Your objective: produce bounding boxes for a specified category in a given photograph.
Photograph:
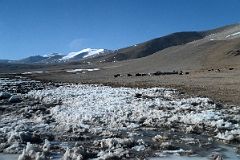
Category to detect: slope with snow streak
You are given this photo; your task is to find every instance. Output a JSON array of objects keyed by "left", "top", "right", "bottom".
[
  {"left": 60, "top": 48, "right": 105, "bottom": 61},
  {"left": 226, "top": 31, "right": 240, "bottom": 38}
]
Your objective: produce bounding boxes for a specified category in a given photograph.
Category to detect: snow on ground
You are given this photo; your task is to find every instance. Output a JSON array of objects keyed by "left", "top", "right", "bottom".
[
  {"left": 66, "top": 68, "right": 100, "bottom": 73},
  {"left": 0, "top": 77, "right": 39, "bottom": 86},
  {"left": 27, "top": 84, "right": 240, "bottom": 138},
  {"left": 21, "top": 71, "right": 45, "bottom": 75}
]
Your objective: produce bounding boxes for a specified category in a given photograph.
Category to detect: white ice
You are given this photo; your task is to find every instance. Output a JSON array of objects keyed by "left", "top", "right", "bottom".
[
  {"left": 26, "top": 84, "right": 240, "bottom": 142},
  {"left": 66, "top": 68, "right": 100, "bottom": 73},
  {"left": 22, "top": 71, "right": 44, "bottom": 75}
]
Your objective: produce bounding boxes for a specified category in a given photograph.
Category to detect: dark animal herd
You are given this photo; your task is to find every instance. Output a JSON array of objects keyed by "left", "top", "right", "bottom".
[
  {"left": 114, "top": 70, "right": 189, "bottom": 78},
  {"left": 114, "top": 67, "right": 235, "bottom": 78}
]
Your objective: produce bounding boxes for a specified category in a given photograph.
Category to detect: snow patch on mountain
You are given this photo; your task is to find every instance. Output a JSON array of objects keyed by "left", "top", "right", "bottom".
[
  {"left": 60, "top": 48, "right": 105, "bottom": 61},
  {"left": 226, "top": 31, "right": 240, "bottom": 38},
  {"left": 66, "top": 68, "right": 100, "bottom": 73}
]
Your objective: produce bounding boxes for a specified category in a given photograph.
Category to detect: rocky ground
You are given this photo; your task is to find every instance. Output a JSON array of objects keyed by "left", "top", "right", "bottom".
[{"left": 0, "top": 76, "right": 240, "bottom": 160}]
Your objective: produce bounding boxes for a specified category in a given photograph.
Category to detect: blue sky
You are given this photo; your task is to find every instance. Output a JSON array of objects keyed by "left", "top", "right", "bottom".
[{"left": 0, "top": 0, "right": 239, "bottom": 60}]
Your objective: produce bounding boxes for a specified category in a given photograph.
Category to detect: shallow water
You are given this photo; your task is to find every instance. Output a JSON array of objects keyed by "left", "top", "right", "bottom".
[
  {"left": 0, "top": 154, "right": 19, "bottom": 160},
  {"left": 149, "top": 145, "right": 240, "bottom": 160}
]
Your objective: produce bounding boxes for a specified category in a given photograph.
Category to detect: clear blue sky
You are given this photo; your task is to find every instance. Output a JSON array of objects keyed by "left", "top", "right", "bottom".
[{"left": 0, "top": 0, "right": 239, "bottom": 60}]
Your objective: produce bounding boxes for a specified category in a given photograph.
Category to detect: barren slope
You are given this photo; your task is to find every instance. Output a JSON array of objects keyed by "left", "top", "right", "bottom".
[{"left": 110, "top": 37, "right": 240, "bottom": 73}]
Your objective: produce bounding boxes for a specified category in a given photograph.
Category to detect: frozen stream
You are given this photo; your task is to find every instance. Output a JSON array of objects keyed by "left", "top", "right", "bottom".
[
  {"left": 0, "top": 154, "right": 19, "bottom": 160},
  {"left": 149, "top": 145, "right": 240, "bottom": 159},
  {"left": 0, "top": 76, "right": 240, "bottom": 159}
]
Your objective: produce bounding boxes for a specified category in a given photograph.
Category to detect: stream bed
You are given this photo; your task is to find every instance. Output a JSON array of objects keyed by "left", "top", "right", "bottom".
[{"left": 0, "top": 76, "right": 240, "bottom": 159}]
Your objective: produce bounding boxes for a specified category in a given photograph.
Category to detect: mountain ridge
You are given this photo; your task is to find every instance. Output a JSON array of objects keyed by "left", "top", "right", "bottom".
[
  {"left": 1, "top": 23, "right": 240, "bottom": 64},
  {"left": 7, "top": 48, "right": 112, "bottom": 64}
]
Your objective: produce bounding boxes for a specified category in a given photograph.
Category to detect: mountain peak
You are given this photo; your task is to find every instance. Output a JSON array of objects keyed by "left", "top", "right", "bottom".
[{"left": 60, "top": 48, "right": 108, "bottom": 61}]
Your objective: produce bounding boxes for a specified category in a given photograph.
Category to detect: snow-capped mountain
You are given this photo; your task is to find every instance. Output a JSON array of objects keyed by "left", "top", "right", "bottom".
[
  {"left": 60, "top": 48, "right": 111, "bottom": 61},
  {"left": 7, "top": 48, "right": 113, "bottom": 64}
]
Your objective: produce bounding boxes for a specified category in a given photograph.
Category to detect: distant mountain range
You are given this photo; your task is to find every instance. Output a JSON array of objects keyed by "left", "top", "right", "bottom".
[
  {"left": 6, "top": 48, "right": 113, "bottom": 64},
  {"left": 1, "top": 23, "right": 240, "bottom": 65}
]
